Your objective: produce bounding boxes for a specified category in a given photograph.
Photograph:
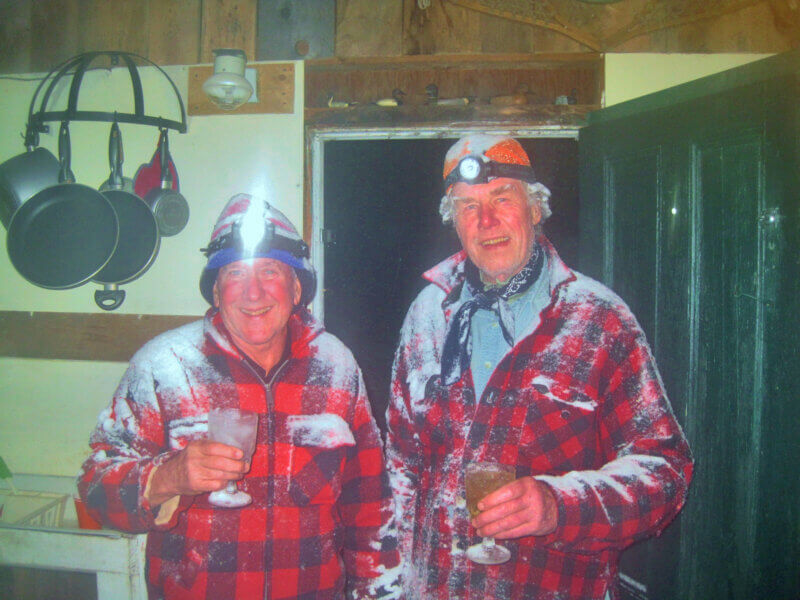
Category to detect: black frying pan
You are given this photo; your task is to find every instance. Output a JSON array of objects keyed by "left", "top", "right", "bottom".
[
  {"left": 6, "top": 122, "right": 118, "bottom": 290},
  {"left": 92, "top": 122, "right": 160, "bottom": 311}
]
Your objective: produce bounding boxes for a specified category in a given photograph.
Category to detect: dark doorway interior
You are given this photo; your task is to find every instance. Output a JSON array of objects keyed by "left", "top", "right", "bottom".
[{"left": 323, "top": 137, "right": 579, "bottom": 432}]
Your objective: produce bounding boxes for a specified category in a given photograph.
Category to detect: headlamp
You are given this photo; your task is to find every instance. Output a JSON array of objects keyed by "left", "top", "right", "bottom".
[
  {"left": 444, "top": 154, "right": 537, "bottom": 189},
  {"left": 201, "top": 221, "right": 309, "bottom": 259}
]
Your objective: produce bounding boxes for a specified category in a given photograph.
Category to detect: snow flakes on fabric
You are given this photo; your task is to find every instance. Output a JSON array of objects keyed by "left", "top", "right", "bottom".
[
  {"left": 386, "top": 237, "right": 693, "bottom": 599},
  {"left": 287, "top": 414, "right": 356, "bottom": 448}
]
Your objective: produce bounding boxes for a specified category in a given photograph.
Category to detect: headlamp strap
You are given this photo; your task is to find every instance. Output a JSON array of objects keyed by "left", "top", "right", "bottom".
[{"left": 444, "top": 155, "right": 537, "bottom": 189}]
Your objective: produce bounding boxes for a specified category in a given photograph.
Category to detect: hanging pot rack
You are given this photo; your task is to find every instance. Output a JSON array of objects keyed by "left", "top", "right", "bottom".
[{"left": 25, "top": 51, "right": 187, "bottom": 149}]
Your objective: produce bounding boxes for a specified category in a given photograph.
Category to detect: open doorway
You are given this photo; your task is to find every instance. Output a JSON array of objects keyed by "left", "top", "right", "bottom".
[{"left": 311, "top": 132, "right": 580, "bottom": 431}]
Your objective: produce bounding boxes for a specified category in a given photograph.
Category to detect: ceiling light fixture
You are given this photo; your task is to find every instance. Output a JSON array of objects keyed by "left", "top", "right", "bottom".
[{"left": 202, "top": 49, "right": 254, "bottom": 111}]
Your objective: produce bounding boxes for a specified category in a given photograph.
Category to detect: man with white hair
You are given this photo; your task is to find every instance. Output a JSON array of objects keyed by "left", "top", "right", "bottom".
[
  {"left": 386, "top": 135, "right": 693, "bottom": 599},
  {"left": 79, "top": 193, "right": 402, "bottom": 600}
]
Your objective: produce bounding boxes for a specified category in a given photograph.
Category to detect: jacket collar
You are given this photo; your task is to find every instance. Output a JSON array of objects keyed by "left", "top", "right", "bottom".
[
  {"left": 423, "top": 235, "right": 575, "bottom": 302},
  {"left": 203, "top": 305, "right": 323, "bottom": 362}
]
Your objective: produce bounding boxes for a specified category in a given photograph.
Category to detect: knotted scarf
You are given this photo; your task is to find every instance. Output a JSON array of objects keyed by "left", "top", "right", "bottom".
[{"left": 440, "top": 244, "right": 544, "bottom": 385}]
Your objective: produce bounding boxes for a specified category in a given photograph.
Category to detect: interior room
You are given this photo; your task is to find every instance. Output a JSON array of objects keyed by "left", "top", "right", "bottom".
[{"left": 0, "top": 1, "right": 797, "bottom": 599}]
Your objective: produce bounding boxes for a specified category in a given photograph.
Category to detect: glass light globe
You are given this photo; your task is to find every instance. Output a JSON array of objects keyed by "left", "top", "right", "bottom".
[{"left": 203, "top": 49, "right": 253, "bottom": 111}]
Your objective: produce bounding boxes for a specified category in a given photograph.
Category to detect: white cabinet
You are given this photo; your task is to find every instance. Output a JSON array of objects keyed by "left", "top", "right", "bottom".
[
  {"left": 0, "top": 474, "right": 147, "bottom": 600},
  {"left": 0, "top": 525, "right": 147, "bottom": 600}
]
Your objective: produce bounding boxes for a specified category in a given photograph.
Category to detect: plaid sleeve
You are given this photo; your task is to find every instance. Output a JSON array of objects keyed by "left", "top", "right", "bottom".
[
  {"left": 537, "top": 324, "right": 694, "bottom": 552},
  {"left": 385, "top": 335, "right": 423, "bottom": 568},
  {"left": 77, "top": 360, "right": 189, "bottom": 533},
  {"left": 337, "top": 369, "right": 403, "bottom": 600}
]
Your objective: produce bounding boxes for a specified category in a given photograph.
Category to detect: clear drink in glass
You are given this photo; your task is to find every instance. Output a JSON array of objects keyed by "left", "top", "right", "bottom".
[{"left": 207, "top": 408, "right": 258, "bottom": 508}]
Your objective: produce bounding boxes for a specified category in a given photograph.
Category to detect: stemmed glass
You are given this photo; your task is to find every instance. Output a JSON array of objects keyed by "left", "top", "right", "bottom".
[
  {"left": 465, "top": 461, "right": 516, "bottom": 565},
  {"left": 207, "top": 407, "right": 258, "bottom": 508}
]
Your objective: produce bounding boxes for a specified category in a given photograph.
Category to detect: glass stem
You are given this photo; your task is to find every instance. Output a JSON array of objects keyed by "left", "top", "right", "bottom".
[
  {"left": 483, "top": 536, "right": 496, "bottom": 549},
  {"left": 226, "top": 481, "right": 237, "bottom": 493}
]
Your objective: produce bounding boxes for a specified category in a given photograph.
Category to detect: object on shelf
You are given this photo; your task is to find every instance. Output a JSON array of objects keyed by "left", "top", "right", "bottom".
[
  {"left": 556, "top": 88, "right": 579, "bottom": 105},
  {"left": 568, "top": 88, "right": 578, "bottom": 104},
  {"left": 327, "top": 92, "right": 356, "bottom": 108},
  {"left": 375, "top": 88, "right": 406, "bottom": 107},
  {"left": 490, "top": 83, "right": 538, "bottom": 106},
  {"left": 424, "top": 84, "right": 470, "bottom": 106},
  {"left": 425, "top": 84, "right": 439, "bottom": 104}
]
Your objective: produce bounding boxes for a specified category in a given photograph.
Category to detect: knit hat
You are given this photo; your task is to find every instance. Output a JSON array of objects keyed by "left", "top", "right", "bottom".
[
  {"left": 442, "top": 134, "right": 537, "bottom": 192},
  {"left": 199, "top": 193, "right": 316, "bottom": 306}
]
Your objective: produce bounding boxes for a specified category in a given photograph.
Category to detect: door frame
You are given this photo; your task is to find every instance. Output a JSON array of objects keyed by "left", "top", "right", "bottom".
[{"left": 306, "top": 124, "right": 580, "bottom": 323}]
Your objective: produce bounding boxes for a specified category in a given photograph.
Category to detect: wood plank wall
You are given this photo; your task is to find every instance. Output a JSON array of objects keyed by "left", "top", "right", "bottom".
[
  {"left": 1, "top": 0, "right": 797, "bottom": 75},
  {"left": 0, "top": 0, "right": 257, "bottom": 74}
]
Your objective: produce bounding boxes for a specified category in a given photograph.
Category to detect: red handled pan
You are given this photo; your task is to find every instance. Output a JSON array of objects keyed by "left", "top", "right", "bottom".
[
  {"left": 6, "top": 122, "right": 119, "bottom": 289},
  {"left": 92, "top": 122, "right": 160, "bottom": 310},
  {"left": 137, "top": 129, "right": 188, "bottom": 237},
  {"left": 133, "top": 128, "right": 178, "bottom": 198}
]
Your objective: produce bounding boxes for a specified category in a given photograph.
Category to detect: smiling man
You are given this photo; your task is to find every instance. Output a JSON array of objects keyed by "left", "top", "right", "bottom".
[
  {"left": 386, "top": 135, "right": 694, "bottom": 599},
  {"left": 79, "top": 193, "right": 401, "bottom": 600}
]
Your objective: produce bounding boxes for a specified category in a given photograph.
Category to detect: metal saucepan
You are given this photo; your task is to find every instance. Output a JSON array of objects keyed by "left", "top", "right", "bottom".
[
  {"left": 143, "top": 128, "right": 189, "bottom": 237},
  {"left": 0, "top": 147, "right": 60, "bottom": 229},
  {"left": 92, "top": 122, "right": 160, "bottom": 311},
  {"left": 6, "top": 122, "right": 119, "bottom": 290}
]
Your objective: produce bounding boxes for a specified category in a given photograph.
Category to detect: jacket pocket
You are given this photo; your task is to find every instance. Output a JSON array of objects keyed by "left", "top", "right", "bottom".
[
  {"left": 517, "top": 378, "right": 599, "bottom": 472},
  {"left": 273, "top": 413, "right": 354, "bottom": 506}
]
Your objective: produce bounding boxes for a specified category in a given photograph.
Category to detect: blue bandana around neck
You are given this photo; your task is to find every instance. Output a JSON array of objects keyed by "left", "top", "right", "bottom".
[{"left": 440, "top": 244, "right": 544, "bottom": 386}]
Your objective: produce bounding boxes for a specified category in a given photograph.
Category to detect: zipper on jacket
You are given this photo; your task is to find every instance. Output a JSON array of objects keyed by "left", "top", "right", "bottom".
[{"left": 241, "top": 357, "right": 290, "bottom": 600}]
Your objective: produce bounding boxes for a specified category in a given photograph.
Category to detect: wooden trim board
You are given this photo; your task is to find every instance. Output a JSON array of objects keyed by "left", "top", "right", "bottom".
[{"left": 0, "top": 311, "right": 197, "bottom": 362}]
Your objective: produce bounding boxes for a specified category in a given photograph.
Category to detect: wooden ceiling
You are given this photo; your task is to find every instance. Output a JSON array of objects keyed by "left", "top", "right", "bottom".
[{"left": 0, "top": 0, "right": 797, "bottom": 75}]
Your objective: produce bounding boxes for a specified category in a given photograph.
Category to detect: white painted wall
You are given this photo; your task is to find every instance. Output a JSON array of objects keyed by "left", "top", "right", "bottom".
[
  {"left": 0, "top": 61, "right": 304, "bottom": 477},
  {"left": 604, "top": 53, "right": 770, "bottom": 106}
]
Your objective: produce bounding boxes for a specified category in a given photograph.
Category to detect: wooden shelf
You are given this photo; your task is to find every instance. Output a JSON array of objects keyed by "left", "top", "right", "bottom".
[
  {"left": 304, "top": 102, "right": 598, "bottom": 129},
  {"left": 305, "top": 53, "right": 602, "bottom": 71},
  {"left": 305, "top": 53, "right": 603, "bottom": 115}
]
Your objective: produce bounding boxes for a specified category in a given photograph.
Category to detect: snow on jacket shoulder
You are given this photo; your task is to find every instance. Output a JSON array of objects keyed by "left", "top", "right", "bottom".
[
  {"left": 386, "top": 237, "right": 693, "bottom": 600},
  {"left": 79, "top": 308, "right": 402, "bottom": 600}
]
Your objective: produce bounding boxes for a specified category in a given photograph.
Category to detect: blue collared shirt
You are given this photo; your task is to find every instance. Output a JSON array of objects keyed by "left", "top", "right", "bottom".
[{"left": 463, "top": 252, "right": 552, "bottom": 400}]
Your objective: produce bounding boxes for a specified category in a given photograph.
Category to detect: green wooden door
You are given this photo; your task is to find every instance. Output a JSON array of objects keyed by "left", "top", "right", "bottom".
[{"left": 579, "top": 50, "right": 800, "bottom": 600}]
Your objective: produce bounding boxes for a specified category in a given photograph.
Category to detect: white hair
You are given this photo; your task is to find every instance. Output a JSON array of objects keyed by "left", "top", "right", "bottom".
[{"left": 439, "top": 181, "right": 553, "bottom": 225}]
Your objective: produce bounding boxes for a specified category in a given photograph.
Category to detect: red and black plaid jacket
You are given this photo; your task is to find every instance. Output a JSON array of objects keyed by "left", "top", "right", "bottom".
[
  {"left": 78, "top": 308, "right": 402, "bottom": 600},
  {"left": 386, "top": 237, "right": 693, "bottom": 600}
]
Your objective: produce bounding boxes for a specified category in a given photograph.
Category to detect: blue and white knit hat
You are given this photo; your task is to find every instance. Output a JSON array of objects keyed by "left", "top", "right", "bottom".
[{"left": 199, "top": 193, "right": 316, "bottom": 306}]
